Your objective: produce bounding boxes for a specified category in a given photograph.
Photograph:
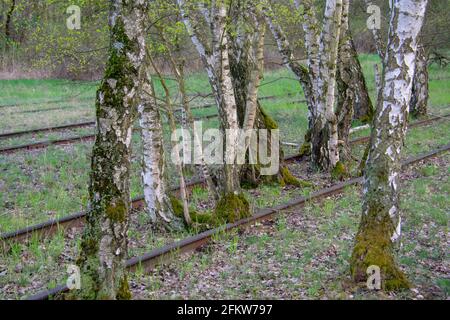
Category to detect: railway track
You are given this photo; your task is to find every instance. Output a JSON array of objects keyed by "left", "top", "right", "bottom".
[
  {"left": 0, "top": 109, "right": 444, "bottom": 155},
  {"left": 0, "top": 96, "right": 94, "bottom": 109},
  {"left": 1, "top": 114, "right": 448, "bottom": 245},
  {"left": 0, "top": 95, "right": 305, "bottom": 145},
  {"left": 24, "top": 143, "right": 450, "bottom": 300}
]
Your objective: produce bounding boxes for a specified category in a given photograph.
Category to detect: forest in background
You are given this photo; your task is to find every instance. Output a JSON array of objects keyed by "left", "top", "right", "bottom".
[{"left": 0, "top": 0, "right": 448, "bottom": 80}]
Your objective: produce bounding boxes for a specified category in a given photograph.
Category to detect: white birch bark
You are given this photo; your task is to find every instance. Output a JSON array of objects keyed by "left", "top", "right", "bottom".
[
  {"left": 351, "top": 0, "right": 428, "bottom": 290},
  {"left": 243, "top": 11, "right": 266, "bottom": 132},
  {"left": 178, "top": 0, "right": 242, "bottom": 195},
  {"left": 138, "top": 70, "right": 176, "bottom": 225},
  {"left": 311, "top": 0, "right": 343, "bottom": 170},
  {"left": 364, "top": 0, "right": 386, "bottom": 60}
]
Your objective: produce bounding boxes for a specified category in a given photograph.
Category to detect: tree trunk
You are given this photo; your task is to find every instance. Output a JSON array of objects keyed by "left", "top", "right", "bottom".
[
  {"left": 311, "top": 0, "right": 343, "bottom": 171},
  {"left": 350, "top": 0, "right": 428, "bottom": 291},
  {"left": 262, "top": 4, "right": 314, "bottom": 158},
  {"left": 336, "top": 0, "right": 373, "bottom": 163},
  {"left": 338, "top": 35, "right": 374, "bottom": 122},
  {"left": 138, "top": 69, "right": 182, "bottom": 229},
  {"left": 76, "top": 0, "right": 148, "bottom": 300},
  {"left": 178, "top": 0, "right": 250, "bottom": 222},
  {"left": 147, "top": 54, "right": 192, "bottom": 226},
  {"left": 5, "top": 0, "right": 16, "bottom": 42},
  {"left": 410, "top": 45, "right": 429, "bottom": 118},
  {"left": 211, "top": 2, "right": 240, "bottom": 196}
]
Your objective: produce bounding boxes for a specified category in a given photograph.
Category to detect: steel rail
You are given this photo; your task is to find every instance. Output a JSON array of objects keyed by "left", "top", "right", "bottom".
[
  {"left": 0, "top": 121, "right": 96, "bottom": 140},
  {"left": 24, "top": 143, "right": 450, "bottom": 300}
]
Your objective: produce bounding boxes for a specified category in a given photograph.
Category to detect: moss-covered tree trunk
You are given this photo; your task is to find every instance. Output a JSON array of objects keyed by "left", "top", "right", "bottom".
[
  {"left": 350, "top": 0, "right": 427, "bottom": 291},
  {"left": 76, "top": 0, "right": 148, "bottom": 300},
  {"left": 410, "top": 46, "right": 429, "bottom": 118}
]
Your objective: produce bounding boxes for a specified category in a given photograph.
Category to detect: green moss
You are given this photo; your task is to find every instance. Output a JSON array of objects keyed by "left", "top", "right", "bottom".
[
  {"left": 214, "top": 192, "right": 251, "bottom": 223},
  {"left": 171, "top": 194, "right": 213, "bottom": 224},
  {"left": 298, "top": 142, "right": 311, "bottom": 158},
  {"left": 170, "top": 195, "right": 209, "bottom": 227},
  {"left": 280, "top": 166, "right": 312, "bottom": 188},
  {"left": 331, "top": 161, "right": 348, "bottom": 181},
  {"left": 359, "top": 105, "right": 374, "bottom": 124},
  {"left": 358, "top": 144, "right": 370, "bottom": 176},
  {"left": 298, "top": 130, "right": 311, "bottom": 157},
  {"left": 116, "top": 275, "right": 132, "bottom": 300},
  {"left": 105, "top": 201, "right": 127, "bottom": 222},
  {"left": 169, "top": 195, "right": 184, "bottom": 217},
  {"left": 350, "top": 209, "right": 410, "bottom": 292},
  {"left": 260, "top": 106, "right": 278, "bottom": 130}
]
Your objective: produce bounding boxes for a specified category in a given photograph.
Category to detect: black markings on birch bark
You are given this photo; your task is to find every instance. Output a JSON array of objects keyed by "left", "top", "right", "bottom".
[{"left": 410, "top": 46, "right": 429, "bottom": 118}]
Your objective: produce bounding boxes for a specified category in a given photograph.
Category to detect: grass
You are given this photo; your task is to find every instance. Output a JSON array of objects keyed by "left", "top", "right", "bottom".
[{"left": 128, "top": 154, "right": 449, "bottom": 300}]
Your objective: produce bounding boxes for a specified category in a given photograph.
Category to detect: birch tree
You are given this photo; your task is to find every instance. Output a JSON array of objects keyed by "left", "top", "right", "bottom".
[
  {"left": 227, "top": 1, "right": 309, "bottom": 187},
  {"left": 310, "top": 0, "right": 343, "bottom": 171},
  {"left": 76, "top": 0, "right": 149, "bottom": 300},
  {"left": 350, "top": 0, "right": 428, "bottom": 291},
  {"left": 336, "top": 0, "right": 375, "bottom": 162},
  {"left": 138, "top": 64, "right": 186, "bottom": 229},
  {"left": 264, "top": 0, "right": 372, "bottom": 172},
  {"left": 364, "top": 0, "right": 429, "bottom": 119},
  {"left": 177, "top": 0, "right": 250, "bottom": 221}
]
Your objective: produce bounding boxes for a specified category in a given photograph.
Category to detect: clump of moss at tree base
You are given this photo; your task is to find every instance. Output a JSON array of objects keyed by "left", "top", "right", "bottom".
[
  {"left": 298, "top": 130, "right": 312, "bottom": 158},
  {"left": 214, "top": 192, "right": 251, "bottom": 224},
  {"left": 116, "top": 275, "right": 132, "bottom": 300},
  {"left": 169, "top": 195, "right": 184, "bottom": 217},
  {"left": 331, "top": 161, "right": 348, "bottom": 181},
  {"left": 350, "top": 210, "right": 410, "bottom": 291},
  {"left": 170, "top": 195, "right": 214, "bottom": 228},
  {"left": 260, "top": 106, "right": 278, "bottom": 130},
  {"left": 298, "top": 142, "right": 311, "bottom": 158},
  {"left": 280, "top": 166, "right": 312, "bottom": 188}
]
